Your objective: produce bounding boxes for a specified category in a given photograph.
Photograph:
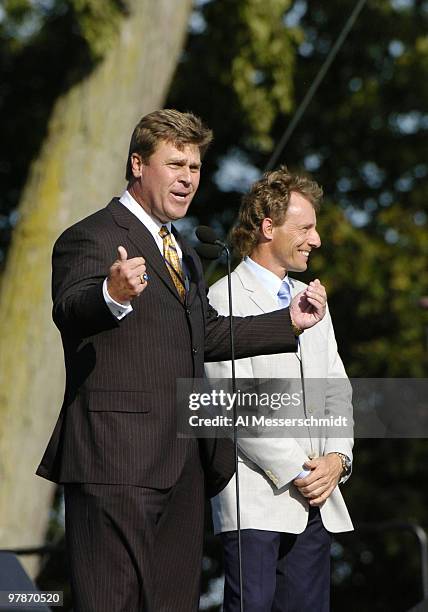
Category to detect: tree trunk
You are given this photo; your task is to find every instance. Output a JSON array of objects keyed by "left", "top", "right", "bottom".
[{"left": 0, "top": 0, "right": 192, "bottom": 576}]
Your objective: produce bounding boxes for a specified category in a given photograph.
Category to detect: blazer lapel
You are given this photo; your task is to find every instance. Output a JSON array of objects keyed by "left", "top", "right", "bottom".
[
  {"left": 288, "top": 277, "right": 300, "bottom": 299},
  {"left": 234, "top": 261, "right": 279, "bottom": 314},
  {"left": 236, "top": 261, "right": 301, "bottom": 359},
  {"left": 107, "top": 199, "right": 182, "bottom": 302}
]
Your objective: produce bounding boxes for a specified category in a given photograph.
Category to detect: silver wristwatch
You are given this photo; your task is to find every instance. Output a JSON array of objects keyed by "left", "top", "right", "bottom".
[{"left": 332, "top": 452, "right": 351, "bottom": 476}]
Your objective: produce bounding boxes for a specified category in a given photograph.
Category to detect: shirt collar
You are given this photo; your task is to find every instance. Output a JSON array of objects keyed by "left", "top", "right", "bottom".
[
  {"left": 119, "top": 190, "right": 172, "bottom": 239},
  {"left": 243, "top": 256, "right": 291, "bottom": 299}
]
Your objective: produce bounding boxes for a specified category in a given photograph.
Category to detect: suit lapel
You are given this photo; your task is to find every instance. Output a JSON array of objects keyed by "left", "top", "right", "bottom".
[
  {"left": 107, "top": 199, "right": 182, "bottom": 303},
  {"left": 236, "top": 261, "right": 302, "bottom": 359},
  {"left": 234, "top": 261, "right": 278, "bottom": 314},
  {"left": 288, "top": 277, "right": 300, "bottom": 299}
]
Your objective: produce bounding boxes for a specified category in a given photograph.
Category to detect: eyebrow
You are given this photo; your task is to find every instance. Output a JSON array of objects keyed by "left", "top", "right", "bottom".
[{"left": 166, "top": 156, "right": 201, "bottom": 168}]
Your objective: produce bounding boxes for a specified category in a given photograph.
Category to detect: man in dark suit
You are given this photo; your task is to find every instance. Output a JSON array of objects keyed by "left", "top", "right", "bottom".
[{"left": 37, "top": 109, "right": 328, "bottom": 611}]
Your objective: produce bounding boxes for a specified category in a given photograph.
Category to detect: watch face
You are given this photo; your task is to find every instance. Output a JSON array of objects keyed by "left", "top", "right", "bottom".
[{"left": 336, "top": 453, "right": 351, "bottom": 473}]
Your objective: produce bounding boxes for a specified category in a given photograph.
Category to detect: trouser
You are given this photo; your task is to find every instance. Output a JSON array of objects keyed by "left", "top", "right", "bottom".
[
  {"left": 64, "top": 456, "right": 204, "bottom": 612},
  {"left": 221, "top": 507, "right": 331, "bottom": 612}
]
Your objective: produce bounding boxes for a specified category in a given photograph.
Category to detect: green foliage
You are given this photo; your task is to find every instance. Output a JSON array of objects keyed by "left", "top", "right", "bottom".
[
  {"left": 70, "top": 0, "right": 129, "bottom": 59},
  {"left": 230, "top": 0, "right": 301, "bottom": 148},
  {"left": 0, "top": 0, "right": 129, "bottom": 57},
  {"left": 307, "top": 202, "right": 428, "bottom": 377},
  {"left": 170, "top": 0, "right": 300, "bottom": 150},
  {"left": 2, "top": 0, "right": 31, "bottom": 23}
]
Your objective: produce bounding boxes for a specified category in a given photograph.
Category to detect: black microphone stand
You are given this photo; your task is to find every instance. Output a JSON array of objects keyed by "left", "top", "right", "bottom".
[
  {"left": 224, "top": 243, "right": 244, "bottom": 612},
  {"left": 195, "top": 227, "right": 244, "bottom": 612}
]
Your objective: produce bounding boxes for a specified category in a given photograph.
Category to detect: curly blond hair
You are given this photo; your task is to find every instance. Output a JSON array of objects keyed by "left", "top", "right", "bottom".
[{"left": 232, "top": 166, "right": 323, "bottom": 258}]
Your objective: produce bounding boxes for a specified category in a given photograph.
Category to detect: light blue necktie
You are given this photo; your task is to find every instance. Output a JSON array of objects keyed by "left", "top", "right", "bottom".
[{"left": 277, "top": 278, "right": 291, "bottom": 308}]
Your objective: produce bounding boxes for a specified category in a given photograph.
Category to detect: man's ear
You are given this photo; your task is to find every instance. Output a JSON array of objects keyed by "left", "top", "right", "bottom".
[
  {"left": 130, "top": 153, "right": 143, "bottom": 178},
  {"left": 260, "top": 217, "right": 274, "bottom": 241}
]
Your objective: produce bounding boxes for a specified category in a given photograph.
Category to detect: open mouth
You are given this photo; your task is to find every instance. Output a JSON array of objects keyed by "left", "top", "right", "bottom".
[
  {"left": 298, "top": 250, "right": 310, "bottom": 257},
  {"left": 171, "top": 191, "right": 190, "bottom": 201}
]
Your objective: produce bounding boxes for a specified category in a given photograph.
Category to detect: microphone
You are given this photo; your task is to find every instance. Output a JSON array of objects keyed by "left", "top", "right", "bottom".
[
  {"left": 195, "top": 225, "right": 226, "bottom": 248},
  {"left": 195, "top": 243, "right": 223, "bottom": 260}
]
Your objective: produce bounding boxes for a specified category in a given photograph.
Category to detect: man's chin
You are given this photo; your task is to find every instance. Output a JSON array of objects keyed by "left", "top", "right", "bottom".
[
  {"left": 290, "top": 263, "right": 308, "bottom": 273},
  {"left": 158, "top": 209, "right": 188, "bottom": 223},
  {"left": 167, "top": 204, "right": 192, "bottom": 222}
]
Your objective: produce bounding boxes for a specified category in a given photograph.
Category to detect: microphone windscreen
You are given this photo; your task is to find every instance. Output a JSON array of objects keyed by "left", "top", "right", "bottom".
[
  {"left": 195, "top": 225, "right": 219, "bottom": 245},
  {"left": 195, "top": 243, "right": 223, "bottom": 260}
]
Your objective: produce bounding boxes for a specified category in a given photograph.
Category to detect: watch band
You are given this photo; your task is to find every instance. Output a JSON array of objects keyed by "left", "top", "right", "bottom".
[
  {"left": 290, "top": 318, "right": 303, "bottom": 337},
  {"left": 331, "top": 452, "right": 351, "bottom": 476}
]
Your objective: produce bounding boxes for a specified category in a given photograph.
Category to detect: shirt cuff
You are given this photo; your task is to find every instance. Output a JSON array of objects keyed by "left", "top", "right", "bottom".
[
  {"left": 102, "top": 278, "right": 133, "bottom": 320},
  {"left": 295, "top": 468, "right": 311, "bottom": 480}
]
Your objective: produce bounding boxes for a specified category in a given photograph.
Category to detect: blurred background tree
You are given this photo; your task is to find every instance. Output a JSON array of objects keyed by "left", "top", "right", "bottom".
[
  {"left": 0, "top": 0, "right": 193, "bottom": 580},
  {"left": 1, "top": 0, "right": 427, "bottom": 609}
]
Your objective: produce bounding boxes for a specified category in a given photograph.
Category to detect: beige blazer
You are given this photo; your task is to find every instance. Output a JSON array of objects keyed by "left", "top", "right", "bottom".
[{"left": 205, "top": 261, "right": 354, "bottom": 534}]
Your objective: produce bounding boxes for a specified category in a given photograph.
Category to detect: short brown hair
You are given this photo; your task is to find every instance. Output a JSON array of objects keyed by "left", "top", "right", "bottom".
[
  {"left": 232, "top": 166, "right": 323, "bottom": 258},
  {"left": 125, "top": 109, "right": 213, "bottom": 180}
]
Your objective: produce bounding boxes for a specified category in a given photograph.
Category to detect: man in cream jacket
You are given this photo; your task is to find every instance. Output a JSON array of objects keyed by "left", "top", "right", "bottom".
[{"left": 205, "top": 166, "right": 353, "bottom": 612}]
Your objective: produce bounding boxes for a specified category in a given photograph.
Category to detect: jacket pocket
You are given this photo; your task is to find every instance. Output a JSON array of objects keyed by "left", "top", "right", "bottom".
[{"left": 86, "top": 390, "right": 152, "bottom": 413}]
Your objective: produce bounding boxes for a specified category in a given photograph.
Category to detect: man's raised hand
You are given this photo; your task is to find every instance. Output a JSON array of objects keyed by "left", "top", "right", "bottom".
[
  {"left": 289, "top": 279, "right": 327, "bottom": 331},
  {"left": 107, "top": 246, "right": 147, "bottom": 304}
]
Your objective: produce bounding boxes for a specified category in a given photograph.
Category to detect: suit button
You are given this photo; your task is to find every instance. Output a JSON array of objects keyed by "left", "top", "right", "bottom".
[
  {"left": 186, "top": 309, "right": 191, "bottom": 316},
  {"left": 192, "top": 347, "right": 198, "bottom": 355}
]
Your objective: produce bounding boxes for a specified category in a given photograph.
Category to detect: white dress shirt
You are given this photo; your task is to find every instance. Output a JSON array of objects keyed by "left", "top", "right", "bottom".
[{"left": 103, "top": 191, "right": 183, "bottom": 319}]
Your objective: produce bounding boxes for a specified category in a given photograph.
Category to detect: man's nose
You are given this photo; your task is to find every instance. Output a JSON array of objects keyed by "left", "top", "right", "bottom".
[
  {"left": 178, "top": 167, "right": 191, "bottom": 185},
  {"left": 309, "top": 229, "right": 321, "bottom": 248}
]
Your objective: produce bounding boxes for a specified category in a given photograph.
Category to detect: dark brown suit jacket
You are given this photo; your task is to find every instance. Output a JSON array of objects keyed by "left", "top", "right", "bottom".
[{"left": 37, "top": 198, "right": 297, "bottom": 496}]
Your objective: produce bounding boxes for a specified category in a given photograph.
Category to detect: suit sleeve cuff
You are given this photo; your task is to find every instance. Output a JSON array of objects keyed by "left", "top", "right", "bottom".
[{"left": 238, "top": 437, "right": 309, "bottom": 489}]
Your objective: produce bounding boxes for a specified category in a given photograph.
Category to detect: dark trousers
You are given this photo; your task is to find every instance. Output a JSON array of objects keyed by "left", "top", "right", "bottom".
[
  {"left": 221, "top": 507, "right": 331, "bottom": 612},
  {"left": 64, "top": 456, "right": 204, "bottom": 612}
]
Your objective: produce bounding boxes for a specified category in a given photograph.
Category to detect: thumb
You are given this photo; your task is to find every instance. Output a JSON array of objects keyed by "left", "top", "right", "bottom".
[{"left": 117, "top": 245, "right": 128, "bottom": 261}]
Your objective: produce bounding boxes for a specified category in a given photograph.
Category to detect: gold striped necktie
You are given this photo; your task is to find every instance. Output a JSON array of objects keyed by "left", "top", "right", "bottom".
[{"left": 159, "top": 225, "right": 186, "bottom": 302}]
